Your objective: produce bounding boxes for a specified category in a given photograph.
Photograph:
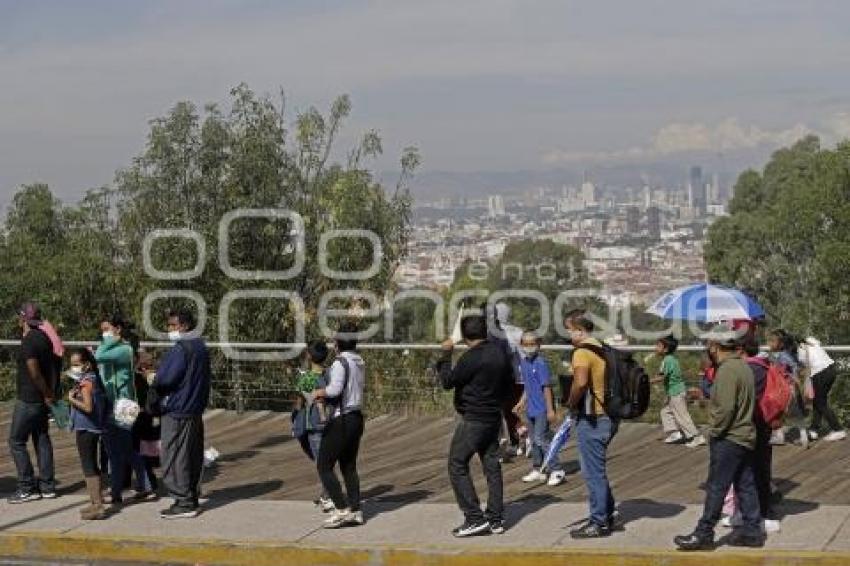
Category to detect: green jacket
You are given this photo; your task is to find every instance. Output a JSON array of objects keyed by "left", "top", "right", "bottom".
[
  {"left": 95, "top": 339, "right": 136, "bottom": 404},
  {"left": 708, "top": 355, "right": 756, "bottom": 449}
]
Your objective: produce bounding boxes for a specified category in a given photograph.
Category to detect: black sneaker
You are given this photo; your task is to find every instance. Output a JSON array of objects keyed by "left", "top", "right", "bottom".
[
  {"left": 160, "top": 505, "right": 200, "bottom": 519},
  {"left": 570, "top": 521, "right": 611, "bottom": 539},
  {"left": 452, "top": 520, "right": 491, "bottom": 538},
  {"left": 8, "top": 490, "right": 42, "bottom": 504},
  {"left": 727, "top": 531, "right": 765, "bottom": 548},
  {"left": 607, "top": 510, "right": 624, "bottom": 532},
  {"left": 40, "top": 490, "right": 57, "bottom": 500},
  {"left": 489, "top": 520, "right": 506, "bottom": 535},
  {"left": 674, "top": 532, "right": 714, "bottom": 551}
]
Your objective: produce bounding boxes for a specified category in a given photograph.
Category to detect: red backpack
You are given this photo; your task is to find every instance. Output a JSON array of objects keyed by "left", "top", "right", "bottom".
[{"left": 748, "top": 357, "right": 792, "bottom": 429}]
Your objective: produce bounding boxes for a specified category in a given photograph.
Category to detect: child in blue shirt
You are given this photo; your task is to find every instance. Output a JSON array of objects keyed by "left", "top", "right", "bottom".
[{"left": 514, "top": 331, "right": 565, "bottom": 487}]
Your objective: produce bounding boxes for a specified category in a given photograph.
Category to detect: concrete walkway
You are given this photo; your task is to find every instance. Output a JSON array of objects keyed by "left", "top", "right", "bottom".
[{"left": 2, "top": 495, "right": 850, "bottom": 565}]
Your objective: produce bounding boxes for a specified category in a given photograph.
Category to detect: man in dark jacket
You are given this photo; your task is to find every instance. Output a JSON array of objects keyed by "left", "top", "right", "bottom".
[
  {"left": 436, "top": 314, "right": 513, "bottom": 538},
  {"left": 152, "top": 308, "right": 211, "bottom": 519}
]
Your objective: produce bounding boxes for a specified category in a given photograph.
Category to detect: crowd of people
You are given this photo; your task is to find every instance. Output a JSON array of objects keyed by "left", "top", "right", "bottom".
[
  {"left": 7, "top": 299, "right": 848, "bottom": 551},
  {"left": 8, "top": 303, "right": 212, "bottom": 520}
]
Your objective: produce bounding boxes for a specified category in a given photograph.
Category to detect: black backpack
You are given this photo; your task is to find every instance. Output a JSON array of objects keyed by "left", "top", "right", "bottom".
[{"left": 575, "top": 343, "right": 650, "bottom": 420}]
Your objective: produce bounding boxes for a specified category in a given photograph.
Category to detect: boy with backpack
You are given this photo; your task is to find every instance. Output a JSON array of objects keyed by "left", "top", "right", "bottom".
[
  {"left": 653, "top": 335, "right": 705, "bottom": 448},
  {"left": 292, "top": 341, "right": 333, "bottom": 513}
]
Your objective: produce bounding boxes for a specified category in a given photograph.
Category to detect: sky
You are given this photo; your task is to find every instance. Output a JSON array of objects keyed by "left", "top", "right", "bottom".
[{"left": 2, "top": 0, "right": 850, "bottom": 206}]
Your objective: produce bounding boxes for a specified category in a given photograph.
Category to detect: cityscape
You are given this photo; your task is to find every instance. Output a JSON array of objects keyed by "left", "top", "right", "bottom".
[{"left": 397, "top": 165, "right": 726, "bottom": 306}]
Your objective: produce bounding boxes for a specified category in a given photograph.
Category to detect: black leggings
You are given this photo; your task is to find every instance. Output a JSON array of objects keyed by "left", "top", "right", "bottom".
[
  {"left": 76, "top": 430, "right": 102, "bottom": 478},
  {"left": 317, "top": 412, "right": 364, "bottom": 512},
  {"left": 811, "top": 364, "right": 842, "bottom": 433}
]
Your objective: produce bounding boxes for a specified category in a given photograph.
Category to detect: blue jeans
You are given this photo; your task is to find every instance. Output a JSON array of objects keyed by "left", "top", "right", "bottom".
[
  {"left": 104, "top": 422, "right": 151, "bottom": 500},
  {"left": 8, "top": 401, "right": 55, "bottom": 493},
  {"left": 528, "top": 413, "right": 561, "bottom": 471},
  {"left": 696, "top": 437, "right": 761, "bottom": 538},
  {"left": 307, "top": 431, "right": 328, "bottom": 499},
  {"left": 576, "top": 415, "right": 616, "bottom": 527}
]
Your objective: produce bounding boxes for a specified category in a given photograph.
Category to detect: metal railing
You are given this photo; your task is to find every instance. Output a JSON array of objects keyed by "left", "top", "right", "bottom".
[{"left": 2, "top": 339, "right": 850, "bottom": 352}]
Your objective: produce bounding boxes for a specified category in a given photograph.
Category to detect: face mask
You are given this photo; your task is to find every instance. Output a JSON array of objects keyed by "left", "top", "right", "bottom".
[
  {"left": 522, "top": 347, "right": 539, "bottom": 358},
  {"left": 67, "top": 366, "right": 84, "bottom": 381},
  {"left": 168, "top": 330, "right": 181, "bottom": 342},
  {"left": 102, "top": 331, "right": 115, "bottom": 341}
]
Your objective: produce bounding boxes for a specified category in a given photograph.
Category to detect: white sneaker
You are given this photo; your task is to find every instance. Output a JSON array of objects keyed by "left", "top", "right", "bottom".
[
  {"left": 685, "top": 435, "right": 706, "bottom": 448},
  {"left": 345, "top": 510, "right": 365, "bottom": 526},
  {"left": 808, "top": 430, "right": 819, "bottom": 441},
  {"left": 318, "top": 497, "right": 335, "bottom": 513},
  {"left": 323, "top": 508, "right": 351, "bottom": 529},
  {"left": 797, "top": 428, "right": 810, "bottom": 449},
  {"left": 547, "top": 470, "right": 567, "bottom": 487},
  {"left": 763, "top": 519, "right": 781, "bottom": 533},
  {"left": 522, "top": 470, "right": 547, "bottom": 483},
  {"left": 824, "top": 430, "right": 847, "bottom": 442},
  {"left": 769, "top": 429, "right": 786, "bottom": 445},
  {"left": 664, "top": 432, "right": 684, "bottom": 444}
]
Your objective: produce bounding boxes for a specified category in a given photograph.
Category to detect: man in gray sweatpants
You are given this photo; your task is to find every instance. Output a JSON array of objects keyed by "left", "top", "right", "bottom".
[{"left": 153, "top": 309, "right": 211, "bottom": 519}]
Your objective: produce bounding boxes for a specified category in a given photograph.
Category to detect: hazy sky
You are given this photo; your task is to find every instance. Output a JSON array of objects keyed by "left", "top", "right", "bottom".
[{"left": 2, "top": 0, "right": 850, "bottom": 205}]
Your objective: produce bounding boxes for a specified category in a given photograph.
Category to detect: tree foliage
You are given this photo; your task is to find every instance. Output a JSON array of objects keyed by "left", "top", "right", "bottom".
[
  {"left": 0, "top": 84, "right": 418, "bottom": 345},
  {"left": 705, "top": 136, "right": 850, "bottom": 341}
]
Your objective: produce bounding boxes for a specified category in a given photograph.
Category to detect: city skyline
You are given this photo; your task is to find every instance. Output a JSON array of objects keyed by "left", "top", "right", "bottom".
[{"left": 2, "top": 1, "right": 850, "bottom": 210}]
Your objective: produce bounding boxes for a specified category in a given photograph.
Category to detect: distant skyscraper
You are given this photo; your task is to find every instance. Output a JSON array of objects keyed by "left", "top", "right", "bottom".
[
  {"left": 626, "top": 206, "right": 640, "bottom": 234},
  {"left": 487, "top": 195, "right": 505, "bottom": 218},
  {"left": 647, "top": 206, "right": 661, "bottom": 240},
  {"left": 689, "top": 166, "right": 707, "bottom": 216},
  {"left": 581, "top": 180, "right": 596, "bottom": 206},
  {"left": 642, "top": 184, "right": 651, "bottom": 209}
]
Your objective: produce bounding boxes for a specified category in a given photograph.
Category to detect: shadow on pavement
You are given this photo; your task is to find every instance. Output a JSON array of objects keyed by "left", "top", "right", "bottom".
[
  {"left": 774, "top": 498, "right": 820, "bottom": 520},
  {"left": 363, "top": 486, "right": 432, "bottom": 521},
  {"left": 618, "top": 498, "right": 687, "bottom": 525},
  {"left": 507, "top": 493, "right": 560, "bottom": 529},
  {"left": 203, "top": 480, "right": 284, "bottom": 512}
]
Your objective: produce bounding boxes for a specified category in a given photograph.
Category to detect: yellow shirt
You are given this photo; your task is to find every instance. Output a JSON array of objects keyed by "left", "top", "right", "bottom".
[{"left": 572, "top": 338, "right": 606, "bottom": 415}]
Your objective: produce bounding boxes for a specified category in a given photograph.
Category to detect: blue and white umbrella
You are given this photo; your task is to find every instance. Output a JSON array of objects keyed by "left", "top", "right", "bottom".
[
  {"left": 542, "top": 415, "right": 572, "bottom": 473},
  {"left": 646, "top": 283, "right": 764, "bottom": 323}
]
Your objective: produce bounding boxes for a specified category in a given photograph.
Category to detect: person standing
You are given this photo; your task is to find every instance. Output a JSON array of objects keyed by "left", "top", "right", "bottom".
[
  {"left": 798, "top": 337, "right": 845, "bottom": 442},
  {"left": 293, "top": 340, "right": 333, "bottom": 513},
  {"left": 654, "top": 335, "right": 705, "bottom": 448},
  {"left": 7, "top": 303, "right": 58, "bottom": 503},
  {"left": 152, "top": 309, "right": 211, "bottom": 519},
  {"left": 67, "top": 348, "right": 109, "bottom": 520},
  {"left": 485, "top": 302, "right": 524, "bottom": 459},
  {"left": 675, "top": 325, "right": 764, "bottom": 551},
  {"left": 565, "top": 310, "right": 618, "bottom": 539},
  {"left": 438, "top": 314, "right": 513, "bottom": 537},
  {"left": 767, "top": 329, "right": 808, "bottom": 447},
  {"left": 96, "top": 314, "right": 152, "bottom": 506},
  {"left": 315, "top": 323, "right": 367, "bottom": 529},
  {"left": 515, "top": 331, "right": 565, "bottom": 486}
]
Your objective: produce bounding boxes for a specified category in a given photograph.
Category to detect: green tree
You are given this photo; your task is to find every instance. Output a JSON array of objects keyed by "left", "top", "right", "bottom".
[{"left": 705, "top": 135, "right": 850, "bottom": 342}]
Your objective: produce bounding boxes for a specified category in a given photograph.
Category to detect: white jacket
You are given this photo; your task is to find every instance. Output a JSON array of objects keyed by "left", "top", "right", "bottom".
[{"left": 797, "top": 337, "right": 834, "bottom": 376}]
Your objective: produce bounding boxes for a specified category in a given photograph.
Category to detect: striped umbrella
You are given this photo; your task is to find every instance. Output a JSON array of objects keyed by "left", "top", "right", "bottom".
[
  {"left": 646, "top": 283, "right": 764, "bottom": 323},
  {"left": 542, "top": 415, "right": 572, "bottom": 473}
]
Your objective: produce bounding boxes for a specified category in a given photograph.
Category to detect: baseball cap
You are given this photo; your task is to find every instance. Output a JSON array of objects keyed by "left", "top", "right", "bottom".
[{"left": 700, "top": 323, "right": 745, "bottom": 347}]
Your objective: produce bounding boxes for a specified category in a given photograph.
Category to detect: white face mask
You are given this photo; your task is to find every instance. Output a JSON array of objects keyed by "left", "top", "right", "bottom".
[
  {"left": 522, "top": 346, "right": 539, "bottom": 358},
  {"left": 102, "top": 331, "right": 114, "bottom": 340},
  {"left": 168, "top": 330, "right": 182, "bottom": 342},
  {"left": 67, "top": 366, "right": 84, "bottom": 381}
]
